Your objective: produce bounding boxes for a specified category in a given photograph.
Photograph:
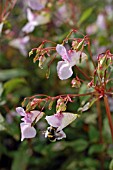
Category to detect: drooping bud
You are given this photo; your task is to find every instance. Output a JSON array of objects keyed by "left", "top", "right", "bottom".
[
  {"left": 46, "top": 67, "right": 50, "bottom": 79},
  {"left": 87, "top": 80, "right": 93, "bottom": 88},
  {"left": 29, "top": 50, "right": 33, "bottom": 57},
  {"left": 71, "top": 77, "right": 81, "bottom": 88},
  {"left": 56, "top": 98, "right": 67, "bottom": 113},
  {"left": 39, "top": 55, "right": 46, "bottom": 69},
  {"left": 72, "top": 40, "right": 78, "bottom": 50},
  {"left": 97, "top": 53, "right": 112, "bottom": 79},
  {"left": 48, "top": 100, "right": 54, "bottom": 110}
]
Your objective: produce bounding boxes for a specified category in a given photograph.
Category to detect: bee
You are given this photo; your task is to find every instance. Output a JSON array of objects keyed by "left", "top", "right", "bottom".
[{"left": 45, "top": 126, "right": 64, "bottom": 142}]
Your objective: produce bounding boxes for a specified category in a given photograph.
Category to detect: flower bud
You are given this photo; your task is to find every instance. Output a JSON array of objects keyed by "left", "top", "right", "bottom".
[{"left": 71, "top": 77, "right": 81, "bottom": 88}]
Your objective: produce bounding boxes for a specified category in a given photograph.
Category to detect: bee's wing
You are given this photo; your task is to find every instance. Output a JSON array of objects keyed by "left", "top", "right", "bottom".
[{"left": 58, "top": 112, "right": 78, "bottom": 130}]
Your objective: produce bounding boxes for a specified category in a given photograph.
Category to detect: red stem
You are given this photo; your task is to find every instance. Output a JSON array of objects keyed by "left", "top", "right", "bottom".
[
  {"left": 96, "top": 99, "right": 103, "bottom": 143},
  {"left": 104, "top": 95, "right": 113, "bottom": 141},
  {"left": 75, "top": 65, "right": 91, "bottom": 80}
]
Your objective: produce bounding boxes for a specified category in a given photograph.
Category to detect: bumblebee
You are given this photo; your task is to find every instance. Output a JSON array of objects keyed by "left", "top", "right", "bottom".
[{"left": 45, "top": 126, "right": 61, "bottom": 142}]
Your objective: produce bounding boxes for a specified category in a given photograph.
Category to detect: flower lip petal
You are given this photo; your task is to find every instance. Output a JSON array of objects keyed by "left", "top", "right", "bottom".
[
  {"left": 57, "top": 61, "right": 73, "bottom": 80},
  {"left": 20, "top": 122, "right": 36, "bottom": 141},
  {"left": 56, "top": 129, "right": 66, "bottom": 140}
]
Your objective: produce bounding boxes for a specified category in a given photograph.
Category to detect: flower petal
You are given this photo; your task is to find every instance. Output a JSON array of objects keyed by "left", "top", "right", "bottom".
[
  {"left": 56, "top": 44, "right": 69, "bottom": 61},
  {"left": 70, "top": 51, "right": 87, "bottom": 66},
  {"left": 20, "top": 122, "right": 36, "bottom": 141},
  {"left": 16, "top": 107, "right": 26, "bottom": 116},
  {"left": 19, "top": 47, "right": 28, "bottom": 56},
  {"left": 27, "top": 0, "right": 45, "bottom": 11},
  {"left": 56, "top": 129, "right": 66, "bottom": 140},
  {"left": 0, "top": 22, "right": 4, "bottom": 37},
  {"left": 45, "top": 112, "right": 64, "bottom": 127},
  {"left": 27, "top": 8, "right": 35, "bottom": 21},
  {"left": 21, "top": 36, "right": 30, "bottom": 43},
  {"left": 22, "top": 22, "right": 35, "bottom": 33},
  {"left": 57, "top": 61, "right": 73, "bottom": 80},
  {"left": 57, "top": 112, "right": 78, "bottom": 130},
  {"left": 30, "top": 110, "right": 44, "bottom": 123}
]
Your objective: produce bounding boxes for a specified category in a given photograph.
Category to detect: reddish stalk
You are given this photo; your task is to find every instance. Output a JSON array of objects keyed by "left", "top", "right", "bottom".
[
  {"left": 104, "top": 95, "right": 113, "bottom": 141},
  {"left": 87, "top": 41, "right": 96, "bottom": 68},
  {"left": 96, "top": 98, "right": 103, "bottom": 143},
  {"left": 28, "top": 91, "right": 95, "bottom": 100},
  {"left": 96, "top": 98, "right": 104, "bottom": 170},
  {"left": 75, "top": 65, "right": 91, "bottom": 80}
]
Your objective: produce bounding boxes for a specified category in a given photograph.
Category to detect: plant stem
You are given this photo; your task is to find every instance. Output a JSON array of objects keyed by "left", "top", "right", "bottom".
[
  {"left": 75, "top": 65, "right": 91, "bottom": 80},
  {"left": 87, "top": 41, "right": 96, "bottom": 68},
  {"left": 96, "top": 98, "right": 103, "bottom": 143},
  {"left": 104, "top": 95, "right": 113, "bottom": 141}
]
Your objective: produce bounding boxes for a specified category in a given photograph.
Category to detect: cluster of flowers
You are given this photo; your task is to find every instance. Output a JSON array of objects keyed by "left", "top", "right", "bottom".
[
  {"left": 16, "top": 38, "right": 89, "bottom": 141},
  {"left": 16, "top": 107, "right": 78, "bottom": 141},
  {"left": 8, "top": 0, "right": 49, "bottom": 56}
]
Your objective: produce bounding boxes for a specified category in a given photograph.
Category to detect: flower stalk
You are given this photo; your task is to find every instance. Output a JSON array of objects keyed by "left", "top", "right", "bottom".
[{"left": 104, "top": 95, "right": 113, "bottom": 141}]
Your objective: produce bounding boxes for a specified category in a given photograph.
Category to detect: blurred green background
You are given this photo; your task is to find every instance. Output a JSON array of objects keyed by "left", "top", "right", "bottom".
[{"left": 0, "top": 0, "right": 113, "bottom": 170}]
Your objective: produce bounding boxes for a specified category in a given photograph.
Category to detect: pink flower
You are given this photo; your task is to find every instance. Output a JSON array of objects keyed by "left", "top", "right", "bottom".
[
  {"left": 22, "top": 8, "right": 50, "bottom": 33},
  {"left": 56, "top": 44, "right": 87, "bottom": 80},
  {"left": 96, "top": 13, "right": 106, "bottom": 30},
  {"left": 27, "top": 0, "right": 46, "bottom": 11},
  {"left": 0, "top": 22, "right": 4, "bottom": 37},
  {"left": 9, "top": 36, "right": 29, "bottom": 56},
  {"left": 45, "top": 112, "right": 78, "bottom": 140},
  {"left": 16, "top": 107, "right": 44, "bottom": 141}
]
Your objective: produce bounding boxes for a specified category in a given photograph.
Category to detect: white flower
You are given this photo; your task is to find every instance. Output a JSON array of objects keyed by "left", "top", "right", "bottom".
[
  {"left": 56, "top": 44, "right": 87, "bottom": 80},
  {"left": 9, "top": 36, "right": 29, "bottom": 56},
  {"left": 45, "top": 112, "right": 78, "bottom": 140},
  {"left": 22, "top": 8, "right": 50, "bottom": 33}
]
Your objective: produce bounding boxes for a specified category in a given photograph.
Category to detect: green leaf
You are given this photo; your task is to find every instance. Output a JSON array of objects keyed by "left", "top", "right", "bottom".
[
  {"left": 0, "top": 83, "right": 4, "bottom": 97},
  {"left": 109, "top": 159, "right": 113, "bottom": 170},
  {"left": 0, "top": 69, "right": 28, "bottom": 81},
  {"left": 70, "top": 139, "right": 88, "bottom": 152},
  {"left": 88, "top": 144, "right": 105, "bottom": 155},
  {"left": 0, "top": 113, "right": 6, "bottom": 131},
  {"left": 88, "top": 125, "right": 99, "bottom": 142},
  {"left": 3, "top": 78, "right": 27, "bottom": 94},
  {"left": 78, "top": 7, "right": 94, "bottom": 26},
  {"left": 11, "top": 143, "right": 30, "bottom": 170}
]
